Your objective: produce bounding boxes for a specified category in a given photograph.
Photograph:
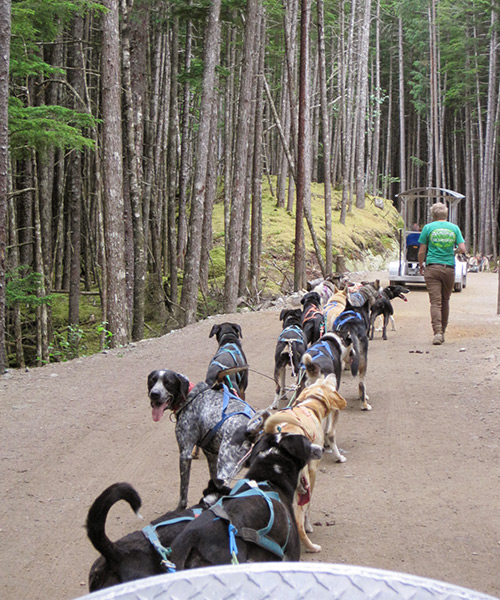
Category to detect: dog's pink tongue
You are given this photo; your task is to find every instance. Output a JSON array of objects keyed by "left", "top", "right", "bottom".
[
  {"left": 297, "top": 475, "right": 311, "bottom": 506},
  {"left": 152, "top": 405, "right": 166, "bottom": 422}
]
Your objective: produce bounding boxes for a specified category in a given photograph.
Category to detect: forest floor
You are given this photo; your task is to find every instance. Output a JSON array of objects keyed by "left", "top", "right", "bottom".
[{"left": 1, "top": 270, "right": 500, "bottom": 600}]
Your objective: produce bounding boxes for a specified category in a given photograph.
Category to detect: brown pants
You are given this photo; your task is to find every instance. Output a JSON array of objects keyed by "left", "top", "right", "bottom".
[{"left": 424, "top": 264, "right": 455, "bottom": 335}]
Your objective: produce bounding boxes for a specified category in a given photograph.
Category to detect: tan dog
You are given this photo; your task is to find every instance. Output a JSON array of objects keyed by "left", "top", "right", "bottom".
[
  {"left": 323, "top": 288, "right": 348, "bottom": 331},
  {"left": 262, "top": 374, "right": 347, "bottom": 553}
]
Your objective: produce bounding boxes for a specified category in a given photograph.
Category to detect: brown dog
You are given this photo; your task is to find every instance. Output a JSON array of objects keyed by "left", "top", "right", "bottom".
[{"left": 261, "top": 374, "right": 347, "bottom": 553}]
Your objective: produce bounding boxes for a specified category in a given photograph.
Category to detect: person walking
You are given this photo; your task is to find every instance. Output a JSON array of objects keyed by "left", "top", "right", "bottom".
[{"left": 417, "top": 202, "right": 466, "bottom": 345}]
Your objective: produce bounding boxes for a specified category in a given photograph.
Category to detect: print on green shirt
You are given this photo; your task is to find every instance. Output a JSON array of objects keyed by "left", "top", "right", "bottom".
[{"left": 429, "top": 228, "right": 456, "bottom": 249}]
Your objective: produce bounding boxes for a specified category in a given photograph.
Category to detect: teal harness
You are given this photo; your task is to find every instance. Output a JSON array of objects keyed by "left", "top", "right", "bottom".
[
  {"left": 199, "top": 384, "right": 255, "bottom": 450},
  {"left": 278, "top": 325, "right": 306, "bottom": 345},
  {"left": 142, "top": 508, "right": 203, "bottom": 572},
  {"left": 209, "top": 478, "right": 291, "bottom": 562},
  {"left": 209, "top": 343, "right": 246, "bottom": 389}
]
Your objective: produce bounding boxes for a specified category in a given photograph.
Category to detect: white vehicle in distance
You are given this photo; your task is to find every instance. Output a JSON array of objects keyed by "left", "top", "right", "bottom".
[{"left": 388, "top": 187, "right": 467, "bottom": 292}]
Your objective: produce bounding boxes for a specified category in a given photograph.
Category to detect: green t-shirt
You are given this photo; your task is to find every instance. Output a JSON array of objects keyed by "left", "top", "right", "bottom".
[{"left": 418, "top": 221, "right": 465, "bottom": 266}]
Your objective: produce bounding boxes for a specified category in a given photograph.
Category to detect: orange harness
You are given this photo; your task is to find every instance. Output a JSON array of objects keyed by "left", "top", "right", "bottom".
[{"left": 302, "top": 305, "right": 322, "bottom": 323}]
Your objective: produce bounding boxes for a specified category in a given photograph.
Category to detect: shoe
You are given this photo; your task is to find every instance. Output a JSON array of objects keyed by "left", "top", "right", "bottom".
[{"left": 432, "top": 333, "right": 444, "bottom": 345}]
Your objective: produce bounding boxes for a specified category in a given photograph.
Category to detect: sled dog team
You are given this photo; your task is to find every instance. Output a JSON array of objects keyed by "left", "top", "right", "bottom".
[{"left": 85, "top": 276, "right": 409, "bottom": 591}]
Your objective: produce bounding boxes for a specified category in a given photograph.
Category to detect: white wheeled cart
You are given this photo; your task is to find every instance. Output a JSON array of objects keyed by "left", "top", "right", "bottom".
[{"left": 388, "top": 187, "right": 467, "bottom": 292}]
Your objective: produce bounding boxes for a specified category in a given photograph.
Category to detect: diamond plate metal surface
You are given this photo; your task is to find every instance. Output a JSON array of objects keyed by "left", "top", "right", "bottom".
[{"left": 76, "top": 563, "right": 499, "bottom": 600}]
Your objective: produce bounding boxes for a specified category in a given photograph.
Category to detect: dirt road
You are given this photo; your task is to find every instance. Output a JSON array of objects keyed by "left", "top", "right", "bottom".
[{"left": 1, "top": 271, "right": 500, "bottom": 599}]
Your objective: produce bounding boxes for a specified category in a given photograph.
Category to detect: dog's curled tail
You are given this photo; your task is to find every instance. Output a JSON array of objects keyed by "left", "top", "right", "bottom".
[
  {"left": 86, "top": 482, "right": 142, "bottom": 563},
  {"left": 302, "top": 352, "right": 321, "bottom": 379}
]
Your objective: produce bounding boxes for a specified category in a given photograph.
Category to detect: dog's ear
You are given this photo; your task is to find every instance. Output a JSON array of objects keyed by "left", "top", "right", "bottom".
[
  {"left": 279, "top": 434, "right": 314, "bottom": 467},
  {"left": 147, "top": 370, "right": 158, "bottom": 392},
  {"left": 209, "top": 324, "right": 220, "bottom": 338},
  {"left": 331, "top": 390, "right": 347, "bottom": 410},
  {"left": 279, "top": 308, "right": 288, "bottom": 321},
  {"left": 176, "top": 373, "right": 190, "bottom": 401},
  {"left": 233, "top": 323, "right": 243, "bottom": 338},
  {"left": 309, "top": 443, "right": 324, "bottom": 462}
]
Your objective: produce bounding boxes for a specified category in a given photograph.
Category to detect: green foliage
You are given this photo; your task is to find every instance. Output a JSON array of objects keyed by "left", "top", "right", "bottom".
[
  {"left": 9, "top": 99, "right": 97, "bottom": 154},
  {"left": 9, "top": 0, "right": 101, "bottom": 155},
  {"left": 96, "top": 321, "right": 113, "bottom": 350},
  {"left": 210, "top": 177, "right": 401, "bottom": 297},
  {"left": 44, "top": 324, "right": 85, "bottom": 363},
  {"left": 6, "top": 265, "right": 53, "bottom": 308}
]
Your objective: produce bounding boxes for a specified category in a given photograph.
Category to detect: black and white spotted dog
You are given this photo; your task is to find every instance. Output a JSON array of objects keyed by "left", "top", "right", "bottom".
[
  {"left": 272, "top": 308, "right": 307, "bottom": 408},
  {"left": 147, "top": 369, "right": 255, "bottom": 510},
  {"left": 205, "top": 322, "right": 248, "bottom": 398}
]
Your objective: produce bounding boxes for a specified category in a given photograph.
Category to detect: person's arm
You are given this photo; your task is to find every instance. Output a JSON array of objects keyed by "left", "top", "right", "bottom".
[
  {"left": 418, "top": 243, "right": 427, "bottom": 274},
  {"left": 456, "top": 241, "right": 466, "bottom": 255}
]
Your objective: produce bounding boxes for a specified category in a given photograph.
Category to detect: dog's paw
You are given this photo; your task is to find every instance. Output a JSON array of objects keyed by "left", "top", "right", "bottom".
[
  {"left": 305, "top": 543, "right": 322, "bottom": 553},
  {"left": 336, "top": 454, "right": 347, "bottom": 463},
  {"left": 361, "top": 402, "right": 372, "bottom": 411}
]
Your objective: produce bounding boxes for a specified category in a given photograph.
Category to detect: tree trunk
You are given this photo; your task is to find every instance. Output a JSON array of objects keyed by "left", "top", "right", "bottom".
[
  {"left": 67, "top": 15, "right": 85, "bottom": 345},
  {"left": 0, "top": 0, "right": 10, "bottom": 372},
  {"left": 32, "top": 153, "right": 49, "bottom": 365},
  {"left": 398, "top": 17, "right": 406, "bottom": 193},
  {"left": 294, "top": 0, "right": 311, "bottom": 291},
  {"left": 199, "top": 100, "right": 218, "bottom": 298},
  {"left": 317, "top": 0, "right": 333, "bottom": 275},
  {"left": 181, "top": 0, "right": 222, "bottom": 325},
  {"left": 121, "top": 0, "right": 146, "bottom": 341},
  {"left": 101, "top": 0, "right": 129, "bottom": 346},
  {"left": 177, "top": 12, "right": 193, "bottom": 269},
  {"left": 167, "top": 17, "right": 179, "bottom": 312},
  {"left": 223, "top": 0, "right": 259, "bottom": 312},
  {"left": 355, "top": 0, "right": 371, "bottom": 209},
  {"left": 250, "top": 10, "right": 266, "bottom": 297}
]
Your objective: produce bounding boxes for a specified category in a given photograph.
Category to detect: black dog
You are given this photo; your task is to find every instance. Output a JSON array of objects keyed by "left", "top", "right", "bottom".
[
  {"left": 369, "top": 285, "right": 409, "bottom": 340},
  {"left": 300, "top": 332, "right": 346, "bottom": 390},
  {"left": 169, "top": 433, "right": 323, "bottom": 569},
  {"left": 147, "top": 369, "right": 255, "bottom": 509},
  {"left": 86, "top": 480, "right": 221, "bottom": 591},
  {"left": 300, "top": 291, "right": 325, "bottom": 345},
  {"left": 206, "top": 322, "right": 248, "bottom": 398},
  {"left": 272, "top": 308, "right": 307, "bottom": 408},
  {"left": 333, "top": 285, "right": 376, "bottom": 411}
]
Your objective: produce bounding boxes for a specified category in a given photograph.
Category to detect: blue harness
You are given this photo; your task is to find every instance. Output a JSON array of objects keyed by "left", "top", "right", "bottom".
[
  {"left": 209, "top": 478, "right": 291, "bottom": 562},
  {"left": 301, "top": 339, "right": 336, "bottom": 367},
  {"left": 278, "top": 325, "right": 306, "bottom": 345},
  {"left": 142, "top": 508, "right": 203, "bottom": 572},
  {"left": 199, "top": 384, "right": 255, "bottom": 450},
  {"left": 333, "top": 310, "right": 363, "bottom": 331}
]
